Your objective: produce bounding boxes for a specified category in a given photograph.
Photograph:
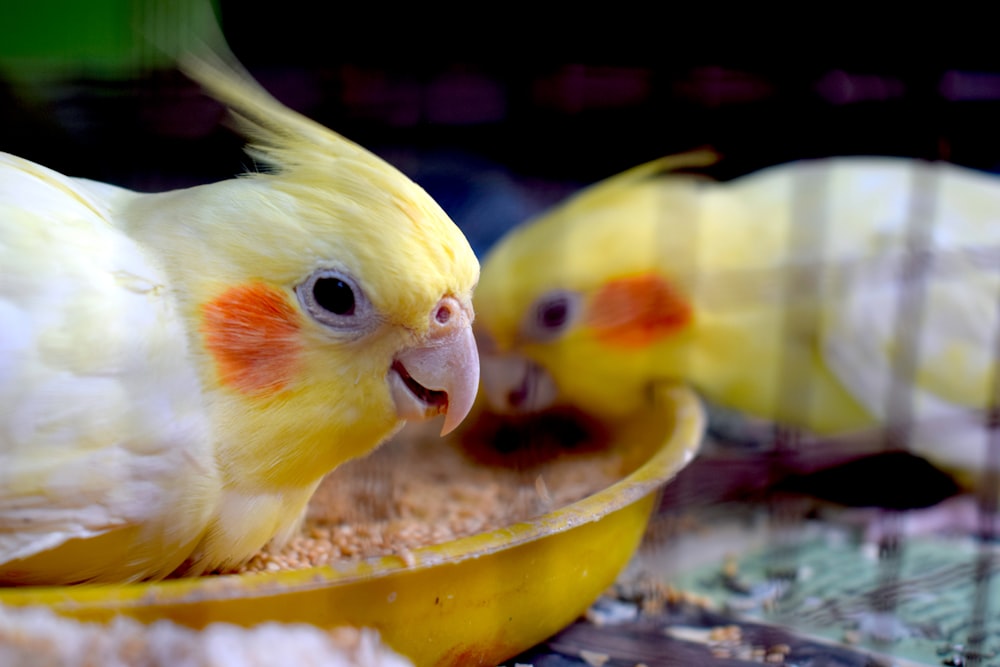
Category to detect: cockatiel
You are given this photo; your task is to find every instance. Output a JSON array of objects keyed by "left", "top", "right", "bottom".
[
  {"left": 474, "top": 152, "right": 1000, "bottom": 485},
  {"left": 0, "top": 54, "right": 480, "bottom": 585}
]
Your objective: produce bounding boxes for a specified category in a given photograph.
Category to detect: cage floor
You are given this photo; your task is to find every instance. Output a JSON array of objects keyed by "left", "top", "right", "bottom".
[{"left": 504, "top": 486, "right": 998, "bottom": 666}]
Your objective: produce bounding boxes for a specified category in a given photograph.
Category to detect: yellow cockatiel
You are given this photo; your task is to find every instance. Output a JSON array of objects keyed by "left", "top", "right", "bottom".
[
  {"left": 475, "top": 152, "right": 1000, "bottom": 482},
  {"left": 0, "top": 54, "right": 480, "bottom": 584}
]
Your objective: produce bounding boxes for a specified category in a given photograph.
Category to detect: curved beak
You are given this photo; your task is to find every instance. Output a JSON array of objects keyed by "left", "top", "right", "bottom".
[
  {"left": 475, "top": 327, "right": 558, "bottom": 415},
  {"left": 479, "top": 351, "right": 558, "bottom": 415},
  {"left": 390, "top": 296, "right": 480, "bottom": 435}
]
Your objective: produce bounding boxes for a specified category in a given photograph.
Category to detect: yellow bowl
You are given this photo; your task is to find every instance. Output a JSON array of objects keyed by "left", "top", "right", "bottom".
[{"left": 0, "top": 386, "right": 704, "bottom": 667}]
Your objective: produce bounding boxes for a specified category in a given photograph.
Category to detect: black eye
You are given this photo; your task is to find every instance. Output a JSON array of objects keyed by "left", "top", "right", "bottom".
[
  {"left": 537, "top": 297, "right": 569, "bottom": 330},
  {"left": 296, "top": 268, "right": 378, "bottom": 338},
  {"left": 521, "top": 290, "right": 580, "bottom": 342},
  {"left": 312, "top": 277, "right": 355, "bottom": 315}
]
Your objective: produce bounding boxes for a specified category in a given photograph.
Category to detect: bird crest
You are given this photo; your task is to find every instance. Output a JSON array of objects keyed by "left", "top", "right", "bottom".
[{"left": 179, "top": 51, "right": 391, "bottom": 179}]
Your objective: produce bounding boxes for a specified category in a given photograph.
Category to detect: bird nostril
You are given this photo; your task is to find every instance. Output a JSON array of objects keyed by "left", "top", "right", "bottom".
[
  {"left": 506, "top": 372, "right": 532, "bottom": 409},
  {"left": 435, "top": 304, "right": 452, "bottom": 324}
]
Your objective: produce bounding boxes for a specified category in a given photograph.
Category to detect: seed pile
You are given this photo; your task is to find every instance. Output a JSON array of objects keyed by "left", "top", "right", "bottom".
[{"left": 238, "top": 418, "right": 623, "bottom": 573}]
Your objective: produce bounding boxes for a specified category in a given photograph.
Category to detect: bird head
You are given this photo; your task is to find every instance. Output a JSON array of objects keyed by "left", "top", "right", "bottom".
[
  {"left": 125, "top": 55, "right": 480, "bottom": 487},
  {"left": 474, "top": 153, "right": 716, "bottom": 423}
]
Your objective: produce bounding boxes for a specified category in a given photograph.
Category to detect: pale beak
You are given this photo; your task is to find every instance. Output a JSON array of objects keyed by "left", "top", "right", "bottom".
[
  {"left": 479, "top": 352, "right": 558, "bottom": 415},
  {"left": 475, "top": 327, "right": 558, "bottom": 415},
  {"left": 390, "top": 296, "right": 480, "bottom": 435}
]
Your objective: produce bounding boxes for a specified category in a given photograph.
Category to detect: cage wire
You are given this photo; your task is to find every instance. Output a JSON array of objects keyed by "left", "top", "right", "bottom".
[
  {"left": 781, "top": 160, "right": 996, "bottom": 663},
  {"left": 492, "top": 107, "right": 1000, "bottom": 662},
  {"left": 618, "top": 98, "right": 1000, "bottom": 665}
]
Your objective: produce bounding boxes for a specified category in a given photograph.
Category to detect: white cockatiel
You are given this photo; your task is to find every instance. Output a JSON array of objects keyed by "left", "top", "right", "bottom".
[
  {"left": 0, "top": 53, "right": 480, "bottom": 584},
  {"left": 474, "top": 153, "right": 1000, "bottom": 486}
]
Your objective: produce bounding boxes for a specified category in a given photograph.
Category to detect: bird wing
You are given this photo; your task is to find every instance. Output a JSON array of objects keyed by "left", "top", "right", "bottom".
[
  {"left": 0, "top": 153, "right": 216, "bottom": 574},
  {"left": 818, "top": 160, "right": 1000, "bottom": 474}
]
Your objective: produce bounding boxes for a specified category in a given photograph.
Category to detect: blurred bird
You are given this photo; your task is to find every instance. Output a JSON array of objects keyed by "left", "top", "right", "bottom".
[
  {"left": 474, "top": 151, "right": 1000, "bottom": 491},
  {"left": 0, "top": 47, "right": 479, "bottom": 584}
]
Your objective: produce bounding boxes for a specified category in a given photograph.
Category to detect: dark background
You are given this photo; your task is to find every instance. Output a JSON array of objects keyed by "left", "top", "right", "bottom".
[{"left": 3, "top": 4, "right": 1000, "bottom": 257}]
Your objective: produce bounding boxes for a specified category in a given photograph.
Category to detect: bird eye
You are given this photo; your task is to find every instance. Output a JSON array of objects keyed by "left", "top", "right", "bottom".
[
  {"left": 296, "top": 268, "right": 377, "bottom": 336},
  {"left": 538, "top": 298, "right": 569, "bottom": 329},
  {"left": 521, "top": 290, "right": 581, "bottom": 342},
  {"left": 312, "top": 277, "right": 355, "bottom": 315}
]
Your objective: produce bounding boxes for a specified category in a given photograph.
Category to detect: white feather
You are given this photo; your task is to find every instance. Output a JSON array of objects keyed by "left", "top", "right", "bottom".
[
  {"left": 0, "top": 153, "right": 219, "bottom": 581},
  {"left": 816, "top": 159, "right": 1000, "bottom": 472}
]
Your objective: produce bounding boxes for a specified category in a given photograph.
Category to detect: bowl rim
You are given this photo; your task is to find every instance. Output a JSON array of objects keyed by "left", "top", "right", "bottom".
[{"left": 0, "top": 385, "right": 705, "bottom": 605}]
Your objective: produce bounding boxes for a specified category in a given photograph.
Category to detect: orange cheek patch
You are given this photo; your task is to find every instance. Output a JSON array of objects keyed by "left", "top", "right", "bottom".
[
  {"left": 585, "top": 273, "right": 692, "bottom": 348},
  {"left": 200, "top": 283, "right": 302, "bottom": 395}
]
